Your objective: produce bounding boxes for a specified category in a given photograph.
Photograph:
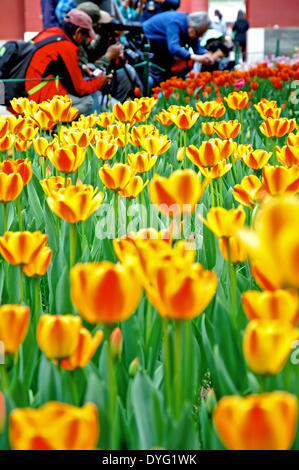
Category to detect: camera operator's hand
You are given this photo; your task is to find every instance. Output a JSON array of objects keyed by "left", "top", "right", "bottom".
[
  {"left": 100, "top": 72, "right": 113, "bottom": 86},
  {"left": 190, "top": 53, "right": 215, "bottom": 64},
  {"left": 81, "top": 64, "right": 94, "bottom": 77},
  {"left": 105, "top": 44, "right": 125, "bottom": 60}
]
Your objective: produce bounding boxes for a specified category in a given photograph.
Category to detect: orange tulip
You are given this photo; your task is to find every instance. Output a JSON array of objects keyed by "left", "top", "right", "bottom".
[
  {"left": 60, "top": 128, "right": 91, "bottom": 148},
  {"left": 9, "top": 401, "right": 99, "bottom": 450},
  {"left": 218, "top": 236, "right": 247, "bottom": 263},
  {"left": 76, "top": 114, "right": 98, "bottom": 128},
  {"left": 198, "top": 159, "right": 232, "bottom": 179},
  {"left": 196, "top": 100, "right": 226, "bottom": 117},
  {"left": 0, "top": 231, "right": 48, "bottom": 266},
  {"left": 149, "top": 169, "right": 207, "bottom": 217},
  {"left": 243, "top": 320, "right": 299, "bottom": 375},
  {"left": 170, "top": 109, "right": 199, "bottom": 130},
  {"left": 47, "top": 144, "right": 86, "bottom": 174},
  {"left": 262, "top": 165, "right": 299, "bottom": 196},
  {"left": 113, "top": 100, "right": 141, "bottom": 124},
  {"left": 140, "top": 135, "right": 171, "bottom": 156},
  {"left": 201, "top": 122, "right": 216, "bottom": 136},
  {"left": 14, "top": 139, "right": 32, "bottom": 153},
  {"left": 233, "top": 175, "right": 266, "bottom": 208},
  {"left": 213, "top": 392, "right": 298, "bottom": 450},
  {"left": 0, "top": 172, "right": 23, "bottom": 203},
  {"left": 0, "top": 305, "right": 30, "bottom": 354},
  {"left": 40, "top": 96, "right": 78, "bottom": 123},
  {"left": 92, "top": 139, "right": 118, "bottom": 161},
  {"left": 119, "top": 175, "right": 148, "bottom": 199},
  {"left": 31, "top": 109, "right": 55, "bottom": 130},
  {"left": 243, "top": 150, "right": 272, "bottom": 169},
  {"left": 60, "top": 328, "right": 104, "bottom": 370},
  {"left": 10, "top": 97, "right": 31, "bottom": 115},
  {"left": 0, "top": 135, "right": 14, "bottom": 152},
  {"left": 22, "top": 246, "right": 52, "bottom": 277},
  {"left": 154, "top": 110, "right": 173, "bottom": 126},
  {"left": 276, "top": 145, "right": 299, "bottom": 167},
  {"left": 0, "top": 159, "right": 32, "bottom": 186},
  {"left": 254, "top": 102, "right": 282, "bottom": 120},
  {"left": 259, "top": 118, "right": 296, "bottom": 138},
  {"left": 287, "top": 133, "right": 299, "bottom": 147},
  {"left": 37, "top": 314, "right": 82, "bottom": 359},
  {"left": 199, "top": 205, "right": 246, "bottom": 239},
  {"left": 187, "top": 142, "right": 221, "bottom": 168},
  {"left": 224, "top": 91, "right": 249, "bottom": 110},
  {"left": 242, "top": 289, "right": 299, "bottom": 326},
  {"left": 0, "top": 118, "right": 9, "bottom": 138},
  {"left": 129, "top": 124, "right": 159, "bottom": 146},
  {"left": 96, "top": 112, "right": 115, "bottom": 127},
  {"left": 99, "top": 163, "right": 133, "bottom": 191},
  {"left": 213, "top": 120, "right": 241, "bottom": 140},
  {"left": 33, "top": 137, "right": 49, "bottom": 157},
  {"left": 235, "top": 143, "right": 253, "bottom": 160},
  {"left": 6, "top": 116, "right": 26, "bottom": 135},
  {"left": 17, "top": 126, "right": 39, "bottom": 141},
  {"left": 127, "top": 151, "right": 157, "bottom": 173},
  {"left": 70, "top": 261, "right": 142, "bottom": 324},
  {"left": 135, "top": 97, "right": 157, "bottom": 115},
  {"left": 47, "top": 185, "right": 103, "bottom": 223},
  {"left": 40, "top": 176, "right": 72, "bottom": 196}
]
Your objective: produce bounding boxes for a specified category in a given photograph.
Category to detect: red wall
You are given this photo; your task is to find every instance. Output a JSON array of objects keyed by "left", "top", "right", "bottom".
[
  {"left": 179, "top": 0, "right": 208, "bottom": 13},
  {"left": 25, "top": 0, "right": 42, "bottom": 32},
  {"left": 0, "top": 0, "right": 25, "bottom": 39},
  {"left": 246, "top": 0, "right": 299, "bottom": 27}
]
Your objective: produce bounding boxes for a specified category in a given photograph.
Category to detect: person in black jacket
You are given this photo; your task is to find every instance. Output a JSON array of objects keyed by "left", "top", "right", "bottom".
[{"left": 232, "top": 10, "right": 249, "bottom": 61}]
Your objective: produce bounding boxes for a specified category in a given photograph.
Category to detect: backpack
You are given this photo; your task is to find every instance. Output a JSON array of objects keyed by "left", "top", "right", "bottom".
[{"left": 0, "top": 35, "right": 66, "bottom": 106}]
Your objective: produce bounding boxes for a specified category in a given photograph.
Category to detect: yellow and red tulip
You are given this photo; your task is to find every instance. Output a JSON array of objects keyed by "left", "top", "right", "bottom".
[{"left": 0, "top": 305, "right": 30, "bottom": 354}]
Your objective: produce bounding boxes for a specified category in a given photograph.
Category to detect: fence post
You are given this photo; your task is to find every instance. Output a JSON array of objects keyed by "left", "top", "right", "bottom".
[{"left": 143, "top": 44, "right": 150, "bottom": 97}]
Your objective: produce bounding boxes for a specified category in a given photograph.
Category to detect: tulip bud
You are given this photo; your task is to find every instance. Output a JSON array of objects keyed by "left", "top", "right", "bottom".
[
  {"left": 0, "top": 392, "right": 5, "bottom": 433},
  {"left": 205, "top": 388, "right": 216, "bottom": 415},
  {"left": 129, "top": 357, "right": 140, "bottom": 377},
  {"left": 46, "top": 166, "right": 51, "bottom": 179},
  {"left": 176, "top": 147, "right": 185, "bottom": 162},
  {"left": 110, "top": 327, "right": 123, "bottom": 358}
]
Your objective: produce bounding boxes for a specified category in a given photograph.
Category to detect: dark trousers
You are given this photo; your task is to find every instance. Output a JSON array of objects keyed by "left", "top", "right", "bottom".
[{"left": 149, "top": 39, "right": 173, "bottom": 86}]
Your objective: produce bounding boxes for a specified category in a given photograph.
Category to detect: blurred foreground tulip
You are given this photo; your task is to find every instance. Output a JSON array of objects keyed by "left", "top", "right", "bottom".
[
  {"left": 262, "top": 165, "right": 299, "bottom": 196},
  {"left": 218, "top": 236, "right": 247, "bottom": 264},
  {"left": 71, "top": 262, "right": 142, "bottom": 324},
  {"left": 213, "top": 392, "right": 298, "bottom": 450},
  {"left": 276, "top": 145, "right": 299, "bottom": 167},
  {"left": 0, "top": 305, "right": 30, "bottom": 354},
  {"left": 199, "top": 205, "right": 246, "bottom": 239},
  {"left": 9, "top": 402, "right": 99, "bottom": 450},
  {"left": 233, "top": 175, "right": 266, "bottom": 208},
  {"left": 37, "top": 314, "right": 82, "bottom": 360}
]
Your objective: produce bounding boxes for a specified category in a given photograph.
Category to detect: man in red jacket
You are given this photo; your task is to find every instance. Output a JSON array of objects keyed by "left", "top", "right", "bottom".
[{"left": 25, "top": 9, "right": 111, "bottom": 113}]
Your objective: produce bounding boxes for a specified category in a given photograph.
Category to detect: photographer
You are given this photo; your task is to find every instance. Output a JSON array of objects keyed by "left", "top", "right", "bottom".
[{"left": 76, "top": 2, "right": 143, "bottom": 107}]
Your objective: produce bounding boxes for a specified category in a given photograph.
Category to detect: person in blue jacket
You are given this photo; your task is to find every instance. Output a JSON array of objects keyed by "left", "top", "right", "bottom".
[
  {"left": 143, "top": 11, "right": 214, "bottom": 86},
  {"left": 141, "top": 0, "right": 180, "bottom": 22},
  {"left": 41, "top": 0, "right": 60, "bottom": 28}
]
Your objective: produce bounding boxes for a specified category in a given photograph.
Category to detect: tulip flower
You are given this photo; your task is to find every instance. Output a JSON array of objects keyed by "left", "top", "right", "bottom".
[
  {"left": 254, "top": 103, "right": 282, "bottom": 120},
  {"left": 96, "top": 112, "right": 115, "bottom": 127},
  {"left": 233, "top": 175, "right": 266, "bottom": 208},
  {"left": 262, "top": 165, "right": 299, "bottom": 196},
  {"left": 201, "top": 122, "right": 216, "bottom": 136},
  {"left": 40, "top": 176, "right": 72, "bottom": 196},
  {"left": 113, "top": 100, "right": 141, "bottom": 124},
  {"left": 242, "top": 290, "right": 299, "bottom": 326},
  {"left": 199, "top": 205, "right": 246, "bottom": 239},
  {"left": 276, "top": 145, "right": 299, "bottom": 167},
  {"left": 211, "top": 138, "right": 237, "bottom": 160},
  {"left": 218, "top": 236, "right": 247, "bottom": 264},
  {"left": 187, "top": 142, "right": 221, "bottom": 168},
  {"left": 235, "top": 144, "right": 253, "bottom": 160},
  {"left": 61, "top": 128, "right": 91, "bottom": 148},
  {"left": 287, "top": 133, "right": 299, "bottom": 147},
  {"left": 0, "top": 172, "right": 23, "bottom": 203},
  {"left": 0, "top": 393, "right": 5, "bottom": 433},
  {"left": 0, "top": 135, "right": 14, "bottom": 152},
  {"left": 140, "top": 135, "right": 171, "bottom": 156},
  {"left": 127, "top": 151, "right": 157, "bottom": 173},
  {"left": 76, "top": 114, "right": 98, "bottom": 129},
  {"left": 9, "top": 401, "right": 99, "bottom": 450},
  {"left": 22, "top": 246, "right": 52, "bottom": 277},
  {"left": 170, "top": 109, "right": 199, "bottom": 130},
  {"left": 129, "top": 357, "right": 140, "bottom": 377},
  {"left": 0, "top": 305, "right": 30, "bottom": 354},
  {"left": 31, "top": 109, "right": 55, "bottom": 130},
  {"left": 196, "top": 100, "right": 226, "bottom": 118},
  {"left": 224, "top": 91, "right": 249, "bottom": 110},
  {"left": 17, "top": 126, "right": 38, "bottom": 142},
  {"left": 33, "top": 137, "right": 49, "bottom": 157},
  {"left": 47, "top": 185, "right": 104, "bottom": 223},
  {"left": 129, "top": 124, "right": 159, "bottom": 146},
  {"left": 99, "top": 162, "right": 132, "bottom": 191},
  {"left": 60, "top": 328, "right": 104, "bottom": 370},
  {"left": 10, "top": 97, "right": 32, "bottom": 115},
  {"left": 242, "top": 150, "right": 272, "bottom": 169},
  {"left": 135, "top": 97, "right": 157, "bottom": 115},
  {"left": 14, "top": 139, "right": 32, "bottom": 153},
  {"left": 0, "top": 231, "right": 48, "bottom": 266},
  {"left": 0, "top": 118, "right": 8, "bottom": 138},
  {"left": 198, "top": 160, "right": 232, "bottom": 179},
  {"left": 213, "top": 392, "right": 298, "bottom": 450},
  {"left": 92, "top": 139, "right": 118, "bottom": 161},
  {"left": 119, "top": 176, "right": 148, "bottom": 199},
  {"left": 6, "top": 116, "right": 26, "bottom": 135},
  {"left": 37, "top": 314, "right": 82, "bottom": 360},
  {"left": 70, "top": 261, "right": 142, "bottom": 324},
  {"left": 47, "top": 144, "right": 86, "bottom": 174},
  {"left": 40, "top": 97, "right": 78, "bottom": 123},
  {"left": 144, "top": 258, "right": 217, "bottom": 321},
  {"left": 259, "top": 118, "right": 296, "bottom": 138},
  {"left": 243, "top": 320, "right": 299, "bottom": 375},
  {"left": 154, "top": 110, "right": 173, "bottom": 126},
  {"left": 213, "top": 120, "right": 241, "bottom": 140},
  {"left": 149, "top": 169, "right": 207, "bottom": 217}
]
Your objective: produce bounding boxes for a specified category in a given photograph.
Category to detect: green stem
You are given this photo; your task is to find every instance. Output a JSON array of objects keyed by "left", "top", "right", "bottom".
[
  {"left": 64, "top": 173, "right": 68, "bottom": 188},
  {"left": 0, "top": 365, "right": 9, "bottom": 391},
  {"left": 214, "top": 179, "right": 220, "bottom": 206},
  {"left": 209, "top": 181, "right": 215, "bottom": 207},
  {"left": 239, "top": 109, "right": 244, "bottom": 145},
  {"left": 105, "top": 325, "right": 117, "bottom": 449},
  {"left": 219, "top": 177, "right": 223, "bottom": 206},
  {"left": 34, "top": 277, "right": 40, "bottom": 325},
  {"left": 114, "top": 192, "right": 119, "bottom": 238},
  {"left": 70, "top": 371, "right": 79, "bottom": 406},
  {"left": 3, "top": 203, "right": 7, "bottom": 233},
  {"left": 20, "top": 266, "right": 24, "bottom": 304},
  {"left": 124, "top": 123, "right": 128, "bottom": 162},
  {"left": 227, "top": 238, "right": 237, "bottom": 323},
  {"left": 17, "top": 196, "right": 22, "bottom": 231},
  {"left": 70, "top": 223, "right": 77, "bottom": 269},
  {"left": 145, "top": 300, "right": 152, "bottom": 347},
  {"left": 230, "top": 155, "right": 237, "bottom": 184},
  {"left": 271, "top": 138, "right": 277, "bottom": 165},
  {"left": 128, "top": 198, "right": 132, "bottom": 233},
  {"left": 175, "top": 321, "right": 182, "bottom": 419},
  {"left": 81, "top": 221, "right": 85, "bottom": 254},
  {"left": 184, "top": 130, "right": 187, "bottom": 168},
  {"left": 162, "top": 319, "right": 172, "bottom": 411}
]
